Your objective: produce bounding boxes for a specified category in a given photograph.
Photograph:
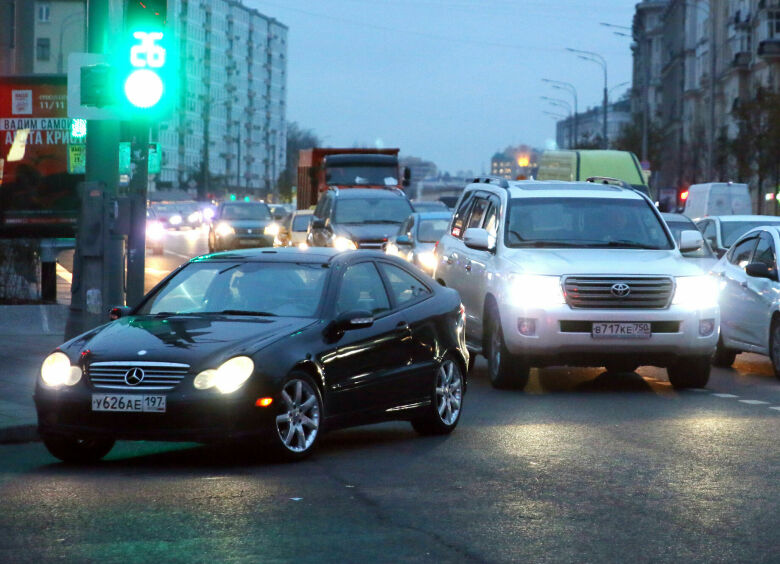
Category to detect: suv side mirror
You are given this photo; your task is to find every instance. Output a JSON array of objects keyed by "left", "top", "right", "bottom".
[
  {"left": 463, "top": 228, "right": 492, "bottom": 251},
  {"left": 679, "top": 230, "right": 703, "bottom": 252},
  {"left": 396, "top": 234, "right": 412, "bottom": 246},
  {"left": 745, "top": 262, "right": 778, "bottom": 281},
  {"left": 311, "top": 217, "right": 326, "bottom": 230}
]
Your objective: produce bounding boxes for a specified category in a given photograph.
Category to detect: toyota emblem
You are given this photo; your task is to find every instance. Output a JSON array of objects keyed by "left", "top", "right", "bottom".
[
  {"left": 610, "top": 283, "right": 631, "bottom": 298},
  {"left": 124, "top": 367, "right": 145, "bottom": 386}
]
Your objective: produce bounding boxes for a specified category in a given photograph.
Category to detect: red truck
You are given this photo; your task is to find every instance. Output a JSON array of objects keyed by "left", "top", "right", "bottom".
[{"left": 296, "top": 148, "right": 409, "bottom": 209}]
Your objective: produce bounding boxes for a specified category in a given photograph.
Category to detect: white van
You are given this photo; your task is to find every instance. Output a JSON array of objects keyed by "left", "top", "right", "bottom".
[{"left": 682, "top": 182, "right": 751, "bottom": 219}]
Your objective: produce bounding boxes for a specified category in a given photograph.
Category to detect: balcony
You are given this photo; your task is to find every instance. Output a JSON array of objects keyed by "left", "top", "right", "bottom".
[
  {"left": 732, "top": 51, "right": 751, "bottom": 68},
  {"left": 758, "top": 39, "right": 780, "bottom": 57}
]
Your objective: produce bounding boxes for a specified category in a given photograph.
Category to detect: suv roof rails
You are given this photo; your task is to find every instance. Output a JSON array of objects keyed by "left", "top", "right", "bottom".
[
  {"left": 585, "top": 176, "right": 632, "bottom": 189},
  {"left": 471, "top": 176, "right": 509, "bottom": 189}
]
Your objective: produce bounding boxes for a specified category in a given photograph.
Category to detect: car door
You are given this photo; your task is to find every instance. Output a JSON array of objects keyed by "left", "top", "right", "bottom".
[
  {"left": 741, "top": 231, "right": 777, "bottom": 349},
  {"left": 319, "top": 261, "right": 414, "bottom": 416},
  {"left": 436, "top": 190, "right": 476, "bottom": 287},
  {"left": 719, "top": 234, "right": 759, "bottom": 347},
  {"left": 309, "top": 194, "right": 333, "bottom": 247},
  {"left": 376, "top": 260, "right": 437, "bottom": 403}
]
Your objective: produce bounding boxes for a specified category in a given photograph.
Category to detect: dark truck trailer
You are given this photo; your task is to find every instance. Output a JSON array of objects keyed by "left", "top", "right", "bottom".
[{"left": 296, "top": 148, "right": 406, "bottom": 210}]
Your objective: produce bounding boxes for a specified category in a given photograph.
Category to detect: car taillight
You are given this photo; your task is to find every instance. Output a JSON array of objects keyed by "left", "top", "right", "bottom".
[{"left": 459, "top": 304, "right": 466, "bottom": 323}]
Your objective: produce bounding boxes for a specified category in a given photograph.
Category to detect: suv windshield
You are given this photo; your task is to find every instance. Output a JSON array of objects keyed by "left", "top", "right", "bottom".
[
  {"left": 326, "top": 165, "right": 398, "bottom": 186},
  {"left": 334, "top": 197, "right": 413, "bottom": 224},
  {"left": 137, "top": 261, "right": 327, "bottom": 317},
  {"left": 221, "top": 204, "right": 271, "bottom": 220},
  {"left": 505, "top": 197, "right": 673, "bottom": 250}
]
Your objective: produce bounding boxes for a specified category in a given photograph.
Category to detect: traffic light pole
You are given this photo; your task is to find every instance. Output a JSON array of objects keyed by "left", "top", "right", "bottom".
[{"left": 125, "top": 120, "right": 149, "bottom": 307}]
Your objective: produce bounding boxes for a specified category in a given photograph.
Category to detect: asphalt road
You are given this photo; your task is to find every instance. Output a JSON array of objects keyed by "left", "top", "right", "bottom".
[{"left": 1, "top": 356, "right": 778, "bottom": 563}]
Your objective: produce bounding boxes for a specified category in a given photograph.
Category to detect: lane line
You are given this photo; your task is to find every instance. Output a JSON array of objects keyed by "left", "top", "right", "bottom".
[
  {"left": 712, "top": 393, "right": 739, "bottom": 398},
  {"left": 164, "top": 250, "right": 192, "bottom": 260},
  {"left": 738, "top": 399, "right": 770, "bottom": 405},
  {"left": 689, "top": 388, "right": 709, "bottom": 392}
]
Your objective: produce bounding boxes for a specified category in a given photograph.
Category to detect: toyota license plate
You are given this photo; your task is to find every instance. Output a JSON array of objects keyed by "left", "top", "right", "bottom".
[
  {"left": 591, "top": 322, "right": 651, "bottom": 339},
  {"left": 91, "top": 394, "right": 166, "bottom": 413}
]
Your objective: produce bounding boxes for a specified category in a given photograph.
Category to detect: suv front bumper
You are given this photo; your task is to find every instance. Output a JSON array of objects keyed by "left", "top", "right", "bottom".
[{"left": 501, "top": 303, "right": 718, "bottom": 367}]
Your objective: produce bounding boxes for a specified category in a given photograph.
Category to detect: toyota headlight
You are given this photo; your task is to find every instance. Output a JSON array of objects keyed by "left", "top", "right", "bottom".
[
  {"left": 264, "top": 223, "right": 280, "bottom": 236},
  {"left": 216, "top": 222, "right": 235, "bottom": 237},
  {"left": 417, "top": 251, "right": 438, "bottom": 271},
  {"left": 672, "top": 275, "right": 720, "bottom": 309},
  {"left": 41, "top": 351, "right": 82, "bottom": 387},
  {"left": 508, "top": 274, "right": 565, "bottom": 308},
  {"left": 194, "top": 356, "right": 254, "bottom": 394},
  {"left": 333, "top": 235, "right": 357, "bottom": 251}
]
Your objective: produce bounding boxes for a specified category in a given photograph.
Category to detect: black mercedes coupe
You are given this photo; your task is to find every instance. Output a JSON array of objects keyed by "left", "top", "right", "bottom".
[{"left": 35, "top": 248, "right": 468, "bottom": 462}]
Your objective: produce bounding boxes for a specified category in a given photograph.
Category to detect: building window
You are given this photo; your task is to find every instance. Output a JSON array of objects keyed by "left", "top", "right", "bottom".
[
  {"left": 36, "top": 37, "right": 50, "bottom": 61},
  {"left": 769, "top": 10, "right": 780, "bottom": 39},
  {"left": 37, "top": 2, "right": 50, "bottom": 22}
]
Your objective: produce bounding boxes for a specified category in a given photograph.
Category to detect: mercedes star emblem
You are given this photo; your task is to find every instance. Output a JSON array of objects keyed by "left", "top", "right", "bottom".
[
  {"left": 610, "top": 283, "right": 631, "bottom": 298},
  {"left": 124, "top": 367, "right": 145, "bottom": 386}
]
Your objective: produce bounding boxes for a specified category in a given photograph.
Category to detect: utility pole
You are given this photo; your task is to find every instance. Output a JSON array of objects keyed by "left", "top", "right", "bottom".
[{"left": 125, "top": 121, "right": 149, "bottom": 306}]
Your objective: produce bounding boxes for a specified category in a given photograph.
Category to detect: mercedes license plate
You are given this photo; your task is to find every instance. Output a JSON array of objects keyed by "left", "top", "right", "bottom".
[
  {"left": 591, "top": 322, "right": 651, "bottom": 339},
  {"left": 91, "top": 394, "right": 166, "bottom": 413}
]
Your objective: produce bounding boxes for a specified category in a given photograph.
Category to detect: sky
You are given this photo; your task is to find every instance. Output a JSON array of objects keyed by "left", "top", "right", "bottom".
[{"left": 247, "top": 0, "right": 636, "bottom": 175}]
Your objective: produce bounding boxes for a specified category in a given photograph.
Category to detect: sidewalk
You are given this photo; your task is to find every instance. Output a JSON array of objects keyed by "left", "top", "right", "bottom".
[{"left": 0, "top": 275, "right": 71, "bottom": 443}]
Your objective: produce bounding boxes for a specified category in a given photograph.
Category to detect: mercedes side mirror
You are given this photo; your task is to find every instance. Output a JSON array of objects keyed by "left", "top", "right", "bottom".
[
  {"left": 109, "top": 306, "right": 132, "bottom": 320},
  {"left": 745, "top": 262, "right": 778, "bottom": 281},
  {"left": 463, "top": 227, "right": 492, "bottom": 251},
  {"left": 311, "top": 217, "right": 326, "bottom": 230},
  {"left": 327, "top": 310, "right": 374, "bottom": 340},
  {"left": 679, "top": 230, "right": 704, "bottom": 252}
]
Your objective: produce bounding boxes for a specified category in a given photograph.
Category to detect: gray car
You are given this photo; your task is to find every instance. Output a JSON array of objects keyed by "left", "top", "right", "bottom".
[{"left": 386, "top": 211, "right": 452, "bottom": 275}]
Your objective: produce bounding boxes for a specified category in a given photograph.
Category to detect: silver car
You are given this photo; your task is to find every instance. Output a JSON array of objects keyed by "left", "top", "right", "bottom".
[
  {"left": 661, "top": 213, "right": 718, "bottom": 271},
  {"left": 711, "top": 226, "right": 780, "bottom": 378},
  {"left": 435, "top": 178, "right": 720, "bottom": 390}
]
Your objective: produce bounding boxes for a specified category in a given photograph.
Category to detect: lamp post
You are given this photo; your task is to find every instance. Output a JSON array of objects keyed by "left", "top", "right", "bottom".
[
  {"left": 567, "top": 48, "right": 608, "bottom": 149},
  {"left": 541, "top": 96, "right": 573, "bottom": 148},
  {"left": 543, "top": 78, "right": 578, "bottom": 148}
]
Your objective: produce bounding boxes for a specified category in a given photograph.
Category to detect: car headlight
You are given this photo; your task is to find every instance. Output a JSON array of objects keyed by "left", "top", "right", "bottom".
[
  {"left": 508, "top": 274, "right": 565, "bottom": 308},
  {"left": 202, "top": 208, "right": 215, "bottom": 220},
  {"left": 672, "top": 275, "right": 720, "bottom": 309},
  {"left": 264, "top": 223, "right": 280, "bottom": 236},
  {"left": 41, "top": 351, "right": 82, "bottom": 387},
  {"left": 333, "top": 235, "right": 357, "bottom": 251},
  {"left": 146, "top": 221, "right": 164, "bottom": 240},
  {"left": 416, "top": 251, "right": 438, "bottom": 271},
  {"left": 216, "top": 222, "right": 235, "bottom": 237},
  {"left": 385, "top": 242, "right": 400, "bottom": 256},
  {"left": 169, "top": 214, "right": 182, "bottom": 225},
  {"left": 188, "top": 211, "right": 201, "bottom": 223},
  {"left": 194, "top": 356, "right": 254, "bottom": 394}
]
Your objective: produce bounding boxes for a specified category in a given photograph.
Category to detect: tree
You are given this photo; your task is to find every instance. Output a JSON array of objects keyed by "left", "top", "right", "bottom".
[
  {"left": 276, "top": 122, "right": 322, "bottom": 203},
  {"left": 613, "top": 112, "right": 663, "bottom": 171}
]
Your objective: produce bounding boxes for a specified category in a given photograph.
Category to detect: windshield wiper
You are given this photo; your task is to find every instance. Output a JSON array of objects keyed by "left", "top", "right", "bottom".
[
  {"left": 516, "top": 240, "right": 587, "bottom": 248},
  {"left": 216, "top": 310, "right": 278, "bottom": 316},
  {"left": 362, "top": 219, "right": 402, "bottom": 224},
  {"left": 596, "top": 240, "right": 662, "bottom": 250}
]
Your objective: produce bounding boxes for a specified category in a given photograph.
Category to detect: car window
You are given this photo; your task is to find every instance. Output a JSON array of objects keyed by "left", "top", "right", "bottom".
[
  {"left": 483, "top": 197, "right": 500, "bottom": 239},
  {"left": 336, "top": 262, "right": 390, "bottom": 316},
  {"left": 728, "top": 236, "right": 758, "bottom": 268},
  {"left": 699, "top": 220, "right": 716, "bottom": 245},
  {"left": 379, "top": 262, "right": 431, "bottom": 307},
  {"left": 722, "top": 220, "right": 780, "bottom": 247},
  {"left": 753, "top": 233, "right": 776, "bottom": 270},
  {"left": 467, "top": 198, "right": 489, "bottom": 230},
  {"left": 451, "top": 191, "right": 475, "bottom": 238},
  {"left": 417, "top": 218, "right": 451, "bottom": 243},
  {"left": 292, "top": 214, "right": 311, "bottom": 231},
  {"left": 220, "top": 204, "right": 271, "bottom": 220},
  {"left": 333, "top": 197, "right": 413, "bottom": 225}
]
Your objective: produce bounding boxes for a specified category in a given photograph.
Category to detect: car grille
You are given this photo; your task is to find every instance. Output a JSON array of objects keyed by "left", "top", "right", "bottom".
[
  {"left": 88, "top": 361, "right": 190, "bottom": 391},
  {"left": 563, "top": 276, "right": 674, "bottom": 309}
]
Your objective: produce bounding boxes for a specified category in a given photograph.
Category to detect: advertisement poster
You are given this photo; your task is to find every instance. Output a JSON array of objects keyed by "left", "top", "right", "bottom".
[{"left": 0, "top": 75, "right": 81, "bottom": 238}]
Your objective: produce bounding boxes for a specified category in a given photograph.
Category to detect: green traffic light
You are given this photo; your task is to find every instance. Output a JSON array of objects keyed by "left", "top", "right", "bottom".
[
  {"left": 124, "top": 69, "right": 164, "bottom": 108},
  {"left": 230, "top": 194, "right": 237, "bottom": 201},
  {"left": 243, "top": 196, "right": 250, "bottom": 202}
]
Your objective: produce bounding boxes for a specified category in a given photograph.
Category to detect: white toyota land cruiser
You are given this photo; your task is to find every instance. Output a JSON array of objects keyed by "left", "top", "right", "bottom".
[{"left": 435, "top": 178, "right": 719, "bottom": 389}]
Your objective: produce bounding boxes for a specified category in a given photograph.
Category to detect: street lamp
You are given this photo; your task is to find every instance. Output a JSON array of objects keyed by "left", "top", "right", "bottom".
[
  {"left": 541, "top": 96, "right": 573, "bottom": 148},
  {"left": 543, "top": 79, "right": 578, "bottom": 148},
  {"left": 609, "top": 81, "right": 630, "bottom": 100},
  {"left": 567, "top": 47, "right": 608, "bottom": 149}
]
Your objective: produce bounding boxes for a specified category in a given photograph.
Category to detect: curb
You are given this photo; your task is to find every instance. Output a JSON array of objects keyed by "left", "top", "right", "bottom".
[{"left": 0, "top": 425, "right": 39, "bottom": 444}]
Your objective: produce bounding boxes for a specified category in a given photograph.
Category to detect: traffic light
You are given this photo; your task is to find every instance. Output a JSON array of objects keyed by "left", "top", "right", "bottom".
[{"left": 119, "top": 1, "right": 175, "bottom": 117}]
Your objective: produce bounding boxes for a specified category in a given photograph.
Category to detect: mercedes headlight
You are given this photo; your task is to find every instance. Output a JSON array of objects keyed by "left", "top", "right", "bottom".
[
  {"left": 194, "top": 356, "right": 254, "bottom": 394},
  {"left": 333, "top": 235, "right": 357, "bottom": 251},
  {"left": 508, "top": 274, "right": 565, "bottom": 308},
  {"left": 41, "top": 351, "right": 82, "bottom": 387},
  {"left": 216, "top": 222, "right": 235, "bottom": 237},
  {"left": 169, "top": 214, "right": 182, "bottom": 226},
  {"left": 672, "top": 275, "right": 720, "bottom": 309},
  {"left": 264, "top": 223, "right": 280, "bottom": 236},
  {"left": 417, "top": 251, "right": 438, "bottom": 271}
]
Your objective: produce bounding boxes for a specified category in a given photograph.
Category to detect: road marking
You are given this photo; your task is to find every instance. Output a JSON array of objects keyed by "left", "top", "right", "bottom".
[
  {"left": 712, "top": 393, "right": 739, "bottom": 398},
  {"left": 56, "top": 263, "right": 72, "bottom": 283},
  {"left": 40, "top": 305, "right": 49, "bottom": 333},
  {"left": 689, "top": 388, "right": 709, "bottom": 392},
  {"left": 164, "top": 250, "right": 192, "bottom": 260},
  {"left": 738, "top": 399, "right": 770, "bottom": 405},
  {"left": 770, "top": 407, "right": 780, "bottom": 412}
]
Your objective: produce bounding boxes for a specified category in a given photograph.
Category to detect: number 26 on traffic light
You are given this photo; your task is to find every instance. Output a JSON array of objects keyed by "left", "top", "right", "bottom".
[{"left": 130, "top": 32, "right": 165, "bottom": 69}]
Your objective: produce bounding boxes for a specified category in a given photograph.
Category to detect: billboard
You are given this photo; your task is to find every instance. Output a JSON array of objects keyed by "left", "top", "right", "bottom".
[{"left": 0, "top": 75, "right": 81, "bottom": 238}]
